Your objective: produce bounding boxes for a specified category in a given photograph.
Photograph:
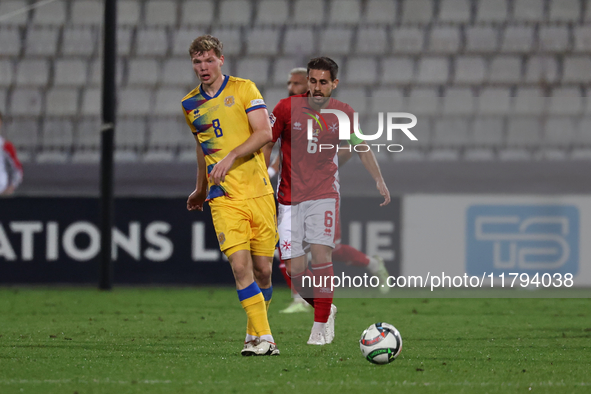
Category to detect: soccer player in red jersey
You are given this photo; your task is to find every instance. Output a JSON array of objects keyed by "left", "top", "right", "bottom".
[
  {"left": 0, "top": 111, "right": 23, "bottom": 196},
  {"left": 264, "top": 57, "right": 390, "bottom": 345},
  {"left": 269, "top": 68, "right": 392, "bottom": 314}
]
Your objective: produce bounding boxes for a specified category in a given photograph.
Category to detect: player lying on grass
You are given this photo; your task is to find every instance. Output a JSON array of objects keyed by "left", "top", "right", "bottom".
[
  {"left": 268, "top": 68, "right": 392, "bottom": 315},
  {"left": 183, "top": 35, "right": 279, "bottom": 356},
  {"left": 264, "top": 57, "right": 391, "bottom": 345}
]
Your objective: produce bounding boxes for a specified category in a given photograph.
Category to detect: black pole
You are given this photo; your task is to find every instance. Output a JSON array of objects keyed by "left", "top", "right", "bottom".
[{"left": 99, "top": 0, "right": 116, "bottom": 290}]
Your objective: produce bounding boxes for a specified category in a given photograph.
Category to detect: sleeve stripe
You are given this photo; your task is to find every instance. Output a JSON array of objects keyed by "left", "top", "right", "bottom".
[{"left": 245, "top": 104, "right": 267, "bottom": 113}]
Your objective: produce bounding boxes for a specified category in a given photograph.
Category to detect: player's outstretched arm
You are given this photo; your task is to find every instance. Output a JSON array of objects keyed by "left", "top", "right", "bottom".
[
  {"left": 356, "top": 143, "right": 391, "bottom": 206},
  {"left": 187, "top": 135, "right": 208, "bottom": 211},
  {"left": 209, "top": 108, "right": 273, "bottom": 185}
]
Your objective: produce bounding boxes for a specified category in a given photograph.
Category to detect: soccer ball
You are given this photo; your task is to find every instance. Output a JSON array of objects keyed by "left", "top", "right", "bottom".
[{"left": 359, "top": 322, "right": 402, "bottom": 365}]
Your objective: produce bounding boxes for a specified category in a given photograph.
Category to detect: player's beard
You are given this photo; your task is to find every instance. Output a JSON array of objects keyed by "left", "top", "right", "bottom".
[{"left": 310, "top": 92, "right": 330, "bottom": 108}]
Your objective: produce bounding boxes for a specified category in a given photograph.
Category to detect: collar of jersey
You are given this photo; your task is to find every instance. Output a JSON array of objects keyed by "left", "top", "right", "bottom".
[{"left": 199, "top": 75, "right": 229, "bottom": 100}]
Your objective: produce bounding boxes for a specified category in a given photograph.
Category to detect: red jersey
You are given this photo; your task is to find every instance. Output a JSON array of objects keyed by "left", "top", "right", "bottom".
[
  {"left": 271, "top": 93, "right": 355, "bottom": 205},
  {"left": 0, "top": 136, "right": 23, "bottom": 192}
]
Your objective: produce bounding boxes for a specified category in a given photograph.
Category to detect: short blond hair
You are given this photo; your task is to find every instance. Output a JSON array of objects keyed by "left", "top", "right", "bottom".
[
  {"left": 290, "top": 67, "right": 307, "bottom": 76},
  {"left": 189, "top": 35, "right": 223, "bottom": 58}
]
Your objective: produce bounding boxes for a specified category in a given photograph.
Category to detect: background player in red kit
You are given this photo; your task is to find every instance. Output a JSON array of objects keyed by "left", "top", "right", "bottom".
[
  {"left": 269, "top": 68, "right": 392, "bottom": 314},
  {"left": 264, "top": 57, "right": 390, "bottom": 345},
  {"left": 0, "top": 110, "right": 23, "bottom": 196}
]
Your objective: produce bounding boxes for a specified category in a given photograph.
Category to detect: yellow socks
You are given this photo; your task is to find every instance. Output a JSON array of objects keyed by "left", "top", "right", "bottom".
[{"left": 239, "top": 282, "right": 272, "bottom": 338}]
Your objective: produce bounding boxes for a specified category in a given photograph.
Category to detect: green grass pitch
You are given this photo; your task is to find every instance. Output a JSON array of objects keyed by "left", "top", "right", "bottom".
[{"left": 0, "top": 287, "right": 590, "bottom": 394}]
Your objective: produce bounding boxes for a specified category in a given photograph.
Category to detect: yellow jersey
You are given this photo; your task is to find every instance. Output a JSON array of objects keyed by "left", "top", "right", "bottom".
[{"left": 182, "top": 75, "right": 273, "bottom": 201}]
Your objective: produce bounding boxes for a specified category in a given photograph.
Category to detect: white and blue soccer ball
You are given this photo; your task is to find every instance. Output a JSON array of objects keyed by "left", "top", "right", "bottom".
[{"left": 359, "top": 322, "right": 402, "bottom": 365}]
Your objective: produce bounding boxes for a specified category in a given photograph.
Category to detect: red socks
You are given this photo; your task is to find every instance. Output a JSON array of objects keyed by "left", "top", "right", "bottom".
[
  {"left": 279, "top": 261, "right": 293, "bottom": 291},
  {"left": 287, "top": 262, "right": 335, "bottom": 323},
  {"left": 288, "top": 268, "right": 315, "bottom": 307},
  {"left": 311, "top": 263, "right": 334, "bottom": 323},
  {"left": 332, "top": 244, "right": 370, "bottom": 267}
]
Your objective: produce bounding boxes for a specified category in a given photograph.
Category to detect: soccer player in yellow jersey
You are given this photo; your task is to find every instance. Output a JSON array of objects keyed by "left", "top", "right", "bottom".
[{"left": 183, "top": 35, "right": 279, "bottom": 356}]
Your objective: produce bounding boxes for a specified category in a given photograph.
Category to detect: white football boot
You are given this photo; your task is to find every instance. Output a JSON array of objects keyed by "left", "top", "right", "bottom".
[
  {"left": 307, "top": 326, "right": 327, "bottom": 345},
  {"left": 370, "top": 255, "right": 391, "bottom": 294},
  {"left": 253, "top": 340, "right": 280, "bottom": 356},
  {"left": 324, "top": 304, "right": 338, "bottom": 344},
  {"left": 241, "top": 338, "right": 260, "bottom": 356},
  {"left": 279, "top": 298, "right": 311, "bottom": 314}
]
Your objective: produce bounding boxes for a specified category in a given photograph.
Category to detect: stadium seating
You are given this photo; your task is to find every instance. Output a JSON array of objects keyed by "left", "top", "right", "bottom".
[
  {"left": 219, "top": 0, "right": 252, "bottom": 25},
  {"left": 81, "top": 88, "right": 101, "bottom": 117},
  {"left": 438, "top": 0, "right": 471, "bottom": 23},
  {"left": 465, "top": 26, "right": 499, "bottom": 53},
  {"left": 401, "top": 0, "right": 433, "bottom": 24},
  {"left": 549, "top": 0, "right": 580, "bottom": 22},
  {"left": 118, "top": 0, "right": 142, "bottom": 25},
  {"left": 41, "top": 118, "right": 74, "bottom": 150},
  {"left": 136, "top": 28, "right": 169, "bottom": 56},
  {"left": 62, "top": 27, "right": 98, "bottom": 57},
  {"left": 364, "top": 0, "right": 396, "bottom": 23},
  {"left": 128, "top": 59, "right": 160, "bottom": 86},
  {"left": 328, "top": 0, "right": 361, "bottom": 24},
  {"left": 256, "top": 0, "right": 289, "bottom": 24},
  {"left": 454, "top": 56, "right": 486, "bottom": 84},
  {"left": 475, "top": 0, "right": 507, "bottom": 22},
  {"left": 501, "top": 25, "right": 534, "bottom": 53},
  {"left": 428, "top": 26, "right": 461, "bottom": 54},
  {"left": 513, "top": 0, "right": 544, "bottom": 22},
  {"left": 524, "top": 56, "right": 559, "bottom": 84},
  {"left": 0, "top": 1, "right": 28, "bottom": 25},
  {"left": 356, "top": 27, "right": 387, "bottom": 55},
  {"left": 477, "top": 88, "right": 512, "bottom": 115},
  {"left": 32, "top": 0, "right": 66, "bottom": 25},
  {"left": 0, "top": 0, "right": 590, "bottom": 162},
  {"left": 392, "top": 27, "right": 424, "bottom": 54},
  {"left": 71, "top": 1, "right": 103, "bottom": 24},
  {"left": 293, "top": 0, "right": 325, "bottom": 24},
  {"left": 75, "top": 117, "right": 101, "bottom": 150},
  {"left": 181, "top": 1, "right": 214, "bottom": 25},
  {"left": 0, "top": 60, "right": 13, "bottom": 87},
  {"left": 381, "top": 57, "right": 414, "bottom": 84},
  {"left": 10, "top": 88, "right": 43, "bottom": 116},
  {"left": 0, "top": 88, "right": 6, "bottom": 111},
  {"left": 45, "top": 88, "right": 79, "bottom": 116},
  {"left": 247, "top": 28, "right": 281, "bottom": 55},
  {"left": 145, "top": 0, "right": 177, "bottom": 26}
]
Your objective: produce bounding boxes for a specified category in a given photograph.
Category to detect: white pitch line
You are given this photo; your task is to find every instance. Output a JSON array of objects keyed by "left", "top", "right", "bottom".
[{"left": 0, "top": 0, "right": 58, "bottom": 22}]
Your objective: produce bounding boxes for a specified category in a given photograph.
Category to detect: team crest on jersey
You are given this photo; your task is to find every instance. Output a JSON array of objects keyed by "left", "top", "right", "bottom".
[
  {"left": 313, "top": 128, "right": 320, "bottom": 136},
  {"left": 218, "top": 232, "right": 226, "bottom": 245},
  {"left": 281, "top": 240, "right": 291, "bottom": 251},
  {"left": 224, "top": 96, "right": 235, "bottom": 107}
]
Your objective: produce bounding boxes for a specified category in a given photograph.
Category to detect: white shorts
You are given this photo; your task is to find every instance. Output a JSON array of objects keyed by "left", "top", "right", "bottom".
[{"left": 277, "top": 198, "right": 337, "bottom": 260}]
